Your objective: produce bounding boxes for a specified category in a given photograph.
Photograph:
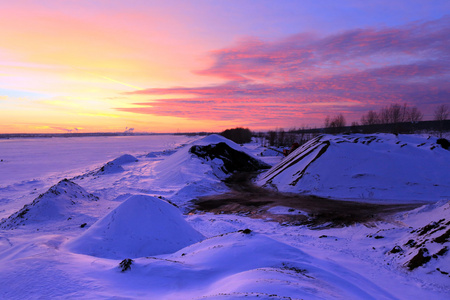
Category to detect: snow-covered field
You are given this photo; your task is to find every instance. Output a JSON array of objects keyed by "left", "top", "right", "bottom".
[{"left": 0, "top": 133, "right": 449, "bottom": 299}]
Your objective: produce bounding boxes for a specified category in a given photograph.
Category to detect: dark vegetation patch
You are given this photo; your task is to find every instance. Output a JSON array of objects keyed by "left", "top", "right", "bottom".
[
  {"left": 433, "top": 229, "right": 450, "bottom": 244},
  {"left": 119, "top": 258, "right": 134, "bottom": 272},
  {"left": 220, "top": 127, "right": 252, "bottom": 144},
  {"left": 406, "top": 248, "right": 431, "bottom": 270},
  {"left": 437, "top": 138, "right": 450, "bottom": 150},
  {"left": 436, "top": 268, "right": 449, "bottom": 275},
  {"left": 435, "top": 246, "right": 448, "bottom": 257},
  {"left": 280, "top": 263, "right": 312, "bottom": 277},
  {"left": 404, "top": 239, "right": 417, "bottom": 247},
  {"left": 389, "top": 245, "right": 403, "bottom": 254},
  {"left": 192, "top": 172, "right": 421, "bottom": 228},
  {"left": 189, "top": 142, "right": 270, "bottom": 174},
  {"left": 417, "top": 222, "right": 441, "bottom": 236}
]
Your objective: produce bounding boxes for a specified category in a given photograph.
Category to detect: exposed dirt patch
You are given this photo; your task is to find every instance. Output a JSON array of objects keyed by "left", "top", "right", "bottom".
[
  {"left": 192, "top": 172, "right": 423, "bottom": 228},
  {"left": 189, "top": 142, "right": 270, "bottom": 174}
]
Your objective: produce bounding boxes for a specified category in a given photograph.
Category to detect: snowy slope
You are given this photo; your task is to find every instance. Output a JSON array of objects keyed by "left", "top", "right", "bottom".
[{"left": 257, "top": 134, "right": 450, "bottom": 202}]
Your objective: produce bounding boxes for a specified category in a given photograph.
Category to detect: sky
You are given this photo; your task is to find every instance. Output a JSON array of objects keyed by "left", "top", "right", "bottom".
[{"left": 1, "top": 0, "right": 449, "bottom": 133}]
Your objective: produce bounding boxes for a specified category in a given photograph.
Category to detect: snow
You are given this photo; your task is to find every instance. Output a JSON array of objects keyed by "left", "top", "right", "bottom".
[
  {"left": 257, "top": 134, "right": 450, "bottom": 203},
  {"left": 0, "top": 133, "right": 449, "bottom": 299}
]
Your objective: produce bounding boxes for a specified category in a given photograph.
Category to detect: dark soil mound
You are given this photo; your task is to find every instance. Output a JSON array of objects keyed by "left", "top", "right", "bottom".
[{"left": 189, "top": 142, "right": 270, "bottom": 175}]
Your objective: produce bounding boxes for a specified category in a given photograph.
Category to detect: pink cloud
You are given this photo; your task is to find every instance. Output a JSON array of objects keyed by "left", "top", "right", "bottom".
[{"left": 119, "top": 16, "right": 450, "bottom": 127}]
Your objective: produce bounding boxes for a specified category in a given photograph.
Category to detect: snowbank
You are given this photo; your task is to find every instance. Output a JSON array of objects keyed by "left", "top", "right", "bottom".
[
  {"left": 257, "top": 134, "right": 450, "bottom": 203},
  {"left": 65, "top": 195, "right": 204, "bottom": 259}
]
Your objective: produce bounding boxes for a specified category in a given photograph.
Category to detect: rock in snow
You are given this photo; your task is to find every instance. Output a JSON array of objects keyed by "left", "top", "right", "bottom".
[
  {"left": 0, "top": 179, "right": 98, "bottom": 229},
  {"left": 66, "top": 195, "right": 204, "bottom": 259}
]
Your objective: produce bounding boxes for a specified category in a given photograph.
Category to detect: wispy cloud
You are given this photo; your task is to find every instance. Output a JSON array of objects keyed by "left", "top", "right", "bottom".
[{"left": 119, "top": 16, "right": 450, "bottom": 127}]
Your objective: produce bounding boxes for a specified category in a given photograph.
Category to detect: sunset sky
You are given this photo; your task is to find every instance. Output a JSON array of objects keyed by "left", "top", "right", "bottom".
[{"left": 1, "top": 0, "right": 449, "bottom": 133}]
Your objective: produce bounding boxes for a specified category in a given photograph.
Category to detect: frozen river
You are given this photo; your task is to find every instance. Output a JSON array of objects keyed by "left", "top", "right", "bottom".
[{"left": 0, "top": 135, "right": 196, "bottom": 187}]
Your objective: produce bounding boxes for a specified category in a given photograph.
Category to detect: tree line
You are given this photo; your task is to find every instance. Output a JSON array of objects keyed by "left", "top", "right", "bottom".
[{"left": 324, "top": 103, "right": 449, "bottom": 135}]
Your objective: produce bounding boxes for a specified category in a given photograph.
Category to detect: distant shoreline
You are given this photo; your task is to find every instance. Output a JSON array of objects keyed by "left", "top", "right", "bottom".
[{"left": 0, "top": 132, "right": 211, "bottom": 139}]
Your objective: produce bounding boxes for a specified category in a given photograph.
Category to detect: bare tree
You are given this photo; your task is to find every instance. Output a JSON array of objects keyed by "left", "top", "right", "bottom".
[
  {"left": 434, "top": 104, "right": 449, "bottom": 138},
  {"left": 434, "top": 104, "right": 449, "bottom": 122},
  {"left": 407, "top": 106, "right": 423, "bottom": 123},
  {"left": 360, "top": 110, "right": 379, "bottom": 125},
  {"left": 324, "top": 116, "right": 330, "bottom": 128},
  {"left": 324, "top": 114, "right": 346, "bottom": 133},
  {"left": 378, "top": 103, "right": 424, "bottom": 133}
]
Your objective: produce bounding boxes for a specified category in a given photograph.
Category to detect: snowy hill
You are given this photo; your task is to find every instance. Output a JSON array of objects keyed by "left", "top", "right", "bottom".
[
  {"left": 0, "top": 179, "right": 98, "bottom": 229},
  {"left": 257, "top": 134, "right": 450, "bottom": 202},
  {"left": 66, "top": 195, "right": 204, "bottom": 259}
]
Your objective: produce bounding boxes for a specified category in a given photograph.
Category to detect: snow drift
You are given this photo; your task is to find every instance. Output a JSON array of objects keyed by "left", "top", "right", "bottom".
[
  {"left": 66, "top": 195, "right": 204, "bottom": 259},
  {"left": 0, "top": 179, "right": 98, "bottom": 229},
  {"left": 257, "top": 134, "right": 450, "bottom": 202}
]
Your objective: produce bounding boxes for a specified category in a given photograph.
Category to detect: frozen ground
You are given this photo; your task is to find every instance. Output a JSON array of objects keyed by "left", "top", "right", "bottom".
[{"left": 0, "top": 133, "right": 449, "bottom": 299}]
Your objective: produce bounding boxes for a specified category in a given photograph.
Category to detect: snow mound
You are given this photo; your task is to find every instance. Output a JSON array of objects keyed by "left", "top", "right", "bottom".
[
  {"left": 96, "top": 154, "right": 138, "bottom": 174},
  {"left": 0, "top": 179, "right": 98, "bottom": 229},
  {"left": 257, "top": 134, "right": 450, "bottom": 203},
  {"left": 66, "top": 195, "right": 204, "bottom": 259}
]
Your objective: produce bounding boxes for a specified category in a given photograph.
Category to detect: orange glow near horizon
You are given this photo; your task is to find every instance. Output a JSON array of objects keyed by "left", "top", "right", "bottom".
[{"left": 1, "top": 1, "right": 449, "bottom": 133}]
